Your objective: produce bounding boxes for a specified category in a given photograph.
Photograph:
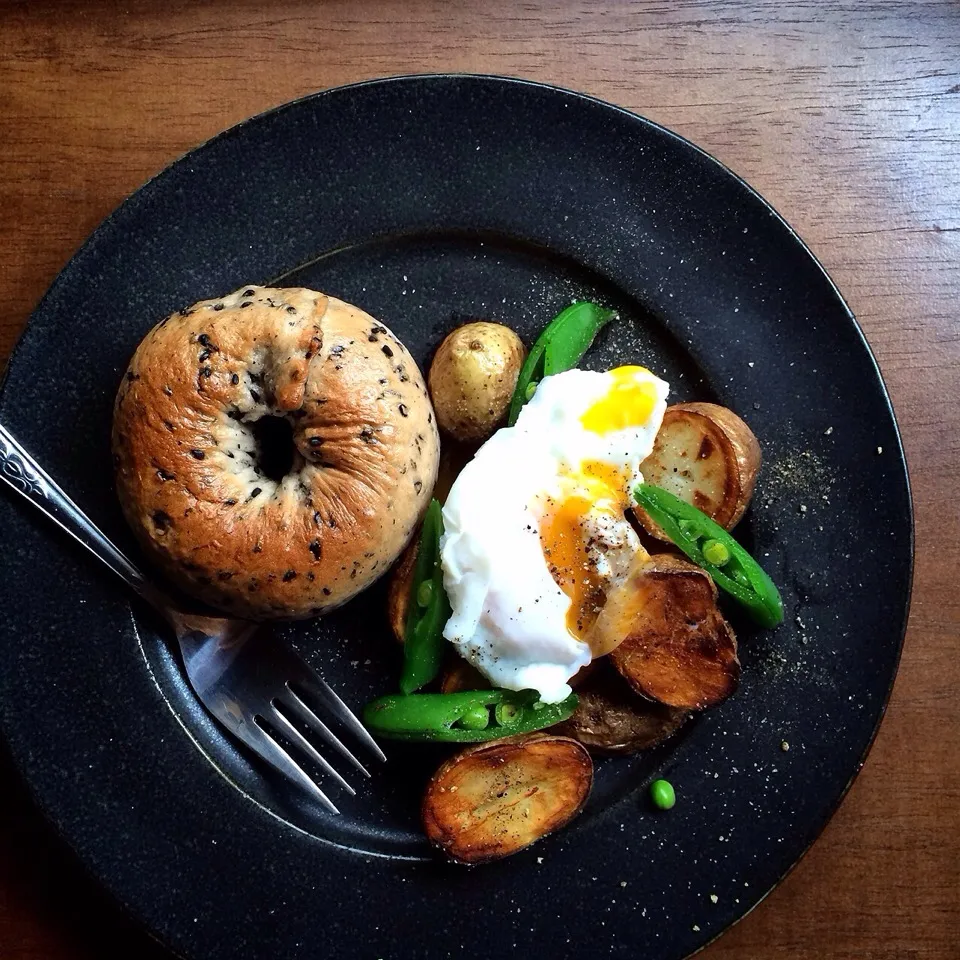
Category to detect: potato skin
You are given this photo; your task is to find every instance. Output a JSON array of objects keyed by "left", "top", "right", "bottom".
[
  {"left": 556, "top": 666, "right": 691, "bottom": 755},
  {"left": 422, "top": 733, "right": 593, "bottom": 864},
  {"left": 386, "top": 538, "right": 419, "bottom": 643},
  {"left": 607, "top": 555, "right": 740, "bottom": 710},
  {"left": 636, "top": 402, "right": 761, "bottom": 537},
  {"left": 428, "top": 322, "right": 526, "bottom": 442}
]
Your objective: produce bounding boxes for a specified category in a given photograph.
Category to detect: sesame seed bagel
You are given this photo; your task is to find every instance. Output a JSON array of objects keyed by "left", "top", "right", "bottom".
[{"left": 113, "top": 285, "right": 439, "bottom": 619}]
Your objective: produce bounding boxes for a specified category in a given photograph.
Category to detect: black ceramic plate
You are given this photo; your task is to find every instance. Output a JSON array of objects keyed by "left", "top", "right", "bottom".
[{"left": 0, "top": 76, "right": 911, "bottom": 960}]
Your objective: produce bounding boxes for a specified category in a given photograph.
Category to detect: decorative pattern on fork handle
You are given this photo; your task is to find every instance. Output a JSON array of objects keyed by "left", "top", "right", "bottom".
[{"left": 0, "top": 430, "right": 48, "bottom": 498}]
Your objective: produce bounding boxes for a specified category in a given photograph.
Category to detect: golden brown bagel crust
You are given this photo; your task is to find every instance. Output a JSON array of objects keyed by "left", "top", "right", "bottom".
[{"left": 113, "top": 285, "right": 439, "bottom": 618}]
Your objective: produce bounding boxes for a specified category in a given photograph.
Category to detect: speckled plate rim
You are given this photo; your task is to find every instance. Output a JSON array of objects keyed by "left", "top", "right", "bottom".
[{"left": 0, "top": 74, "right": 914, "bottom": 960}]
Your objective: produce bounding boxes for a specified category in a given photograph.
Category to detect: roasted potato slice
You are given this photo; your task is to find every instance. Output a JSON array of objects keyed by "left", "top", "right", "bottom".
[
  {"left": 422, "top": 733, "right": 593, "bottom": 863},
  {"left": 556, "top": 665, "right": 691, "bottom": 754},
  {"left": 606, "top": 555, "right": 740, "bottom": 709},
  {"left": 428, "top": 322, "right": 526, "bottom": 442},
  {"left": 635, "top": 402, "right": 761, "bottom": 537},
  {"left": 386, "top": 538, "right": 419, "bottom": 643}
]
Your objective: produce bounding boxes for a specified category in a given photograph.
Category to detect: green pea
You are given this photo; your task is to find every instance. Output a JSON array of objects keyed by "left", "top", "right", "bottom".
[
  {"left": 650, "top": 778, "right": 676, "bottom": 810},
  {"left": 495, "top": 701, "right": 521, "bottom": 726},
  {"left": 525, "top": 381, "right": 538, "bottom": 402},
  {"left": 677, "top": 518, "right": 696, "bottom": 538},
  {"left": 416, "top": 580, "right": 434, "bottom": 608},
  {"left": 458, "top": 704, "right": 490, "bottom": 731},
  {"left": 702, "top": 539, "right": 731, "bottom": 566}
]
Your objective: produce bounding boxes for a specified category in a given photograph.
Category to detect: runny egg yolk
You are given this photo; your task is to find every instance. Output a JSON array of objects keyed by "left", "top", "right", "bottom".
[
  {"left": 538, "top": 461, "right": 630, "bottom": 650},
  {"left": 580, "top": 365, "right": 660, "bottom": 434}
]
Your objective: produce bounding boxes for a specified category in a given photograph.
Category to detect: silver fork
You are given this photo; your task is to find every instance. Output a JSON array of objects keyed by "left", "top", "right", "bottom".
[{"left": 0, "top": 422, "right": 385, "bottom": 814}]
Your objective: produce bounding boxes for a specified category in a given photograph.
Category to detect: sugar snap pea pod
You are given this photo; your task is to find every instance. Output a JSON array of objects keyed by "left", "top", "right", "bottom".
[
  {"left": 399, "top": 499, "right": 452, "bottom": 694},
  {"left": 507, "top": 301, "right": 617, "bottom": 425},
  {"left": 633, "top": 483, "right": 784, "bottom": 628},
  {"left": 363, "top": 689, "right": 579, "bottom": 742}
]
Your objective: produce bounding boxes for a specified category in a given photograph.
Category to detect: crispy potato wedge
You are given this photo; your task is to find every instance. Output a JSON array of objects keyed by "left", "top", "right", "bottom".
[
  {"left": 386, "top": 538, "right": 419, "bottom": 643},
  {"left": 556, "top": 665, "right": 691, "bottom": 754},
  {"left": 422, "top": 733, "right": 593, "bottom": 863},
  {"left": 606, "top": 555, "right": 740, "bottom": 710},
  {"left": 636, "top": 402, "right": 761, "bottom": 537}
]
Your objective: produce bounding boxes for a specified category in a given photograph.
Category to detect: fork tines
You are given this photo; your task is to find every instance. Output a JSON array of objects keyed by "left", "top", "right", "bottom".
[{"left": 253, "top": 678, "right": 384, "bottom": 815}]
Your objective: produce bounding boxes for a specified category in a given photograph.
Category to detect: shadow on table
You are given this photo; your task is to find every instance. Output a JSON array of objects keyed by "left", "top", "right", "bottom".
[{"left": 0, "top": 743, "right": 173, "bottom": 959}]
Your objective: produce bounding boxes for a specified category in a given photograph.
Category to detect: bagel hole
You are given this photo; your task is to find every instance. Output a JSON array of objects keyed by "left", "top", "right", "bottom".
[{"left": 251, "top": 415, "right": 296, "bottom": 482}]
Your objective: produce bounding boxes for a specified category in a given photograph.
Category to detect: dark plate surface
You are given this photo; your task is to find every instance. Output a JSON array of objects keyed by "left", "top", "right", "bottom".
[{"left": 0, "top": 76, "right": 911, "bottom": 960}]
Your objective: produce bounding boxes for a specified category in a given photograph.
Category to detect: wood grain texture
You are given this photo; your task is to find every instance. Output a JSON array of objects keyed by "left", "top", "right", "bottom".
[{"left": 0, "top": 1, "right": 957, "bottom": 957}]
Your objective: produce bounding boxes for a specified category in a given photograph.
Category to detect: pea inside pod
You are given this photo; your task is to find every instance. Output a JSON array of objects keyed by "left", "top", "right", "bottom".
[
  {"left": 363, "top": 689, "right": 579, "bottom": 742},
  {"left": 633, "top": 483, "right": 784, "bottom": 627},
  {"left": 399, "top": 499, "right": 452, "bottom": 694}
]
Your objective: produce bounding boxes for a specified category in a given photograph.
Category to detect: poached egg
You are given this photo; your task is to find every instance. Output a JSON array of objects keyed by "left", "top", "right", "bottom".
[{"left": 440, "top": 365, "right": 669, "bottom": 702}]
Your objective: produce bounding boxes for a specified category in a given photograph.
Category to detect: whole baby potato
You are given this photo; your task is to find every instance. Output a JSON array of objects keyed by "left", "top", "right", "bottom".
[{"left": 428, "top": 322, "right": 526, "bottom": 442}]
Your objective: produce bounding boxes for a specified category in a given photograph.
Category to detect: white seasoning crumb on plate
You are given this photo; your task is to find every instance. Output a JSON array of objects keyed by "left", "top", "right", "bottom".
[{"left": 710, "top": 894, "right": 718, "bottom": 903}]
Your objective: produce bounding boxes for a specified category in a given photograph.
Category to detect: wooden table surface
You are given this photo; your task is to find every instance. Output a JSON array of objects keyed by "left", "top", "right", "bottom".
[{"left": 1, "top": 1, "right": 957, "bottom": 957}]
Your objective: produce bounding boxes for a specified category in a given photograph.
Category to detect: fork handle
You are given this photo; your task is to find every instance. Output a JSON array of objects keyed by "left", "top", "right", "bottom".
[{"left": 0, "top": 421, "right": 163, "bottom": 606}]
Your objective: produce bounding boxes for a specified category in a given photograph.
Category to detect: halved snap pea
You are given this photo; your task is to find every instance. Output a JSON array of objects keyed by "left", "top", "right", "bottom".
[{"left": 507, "top": 301, "right": 617, "bottom": 426}]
